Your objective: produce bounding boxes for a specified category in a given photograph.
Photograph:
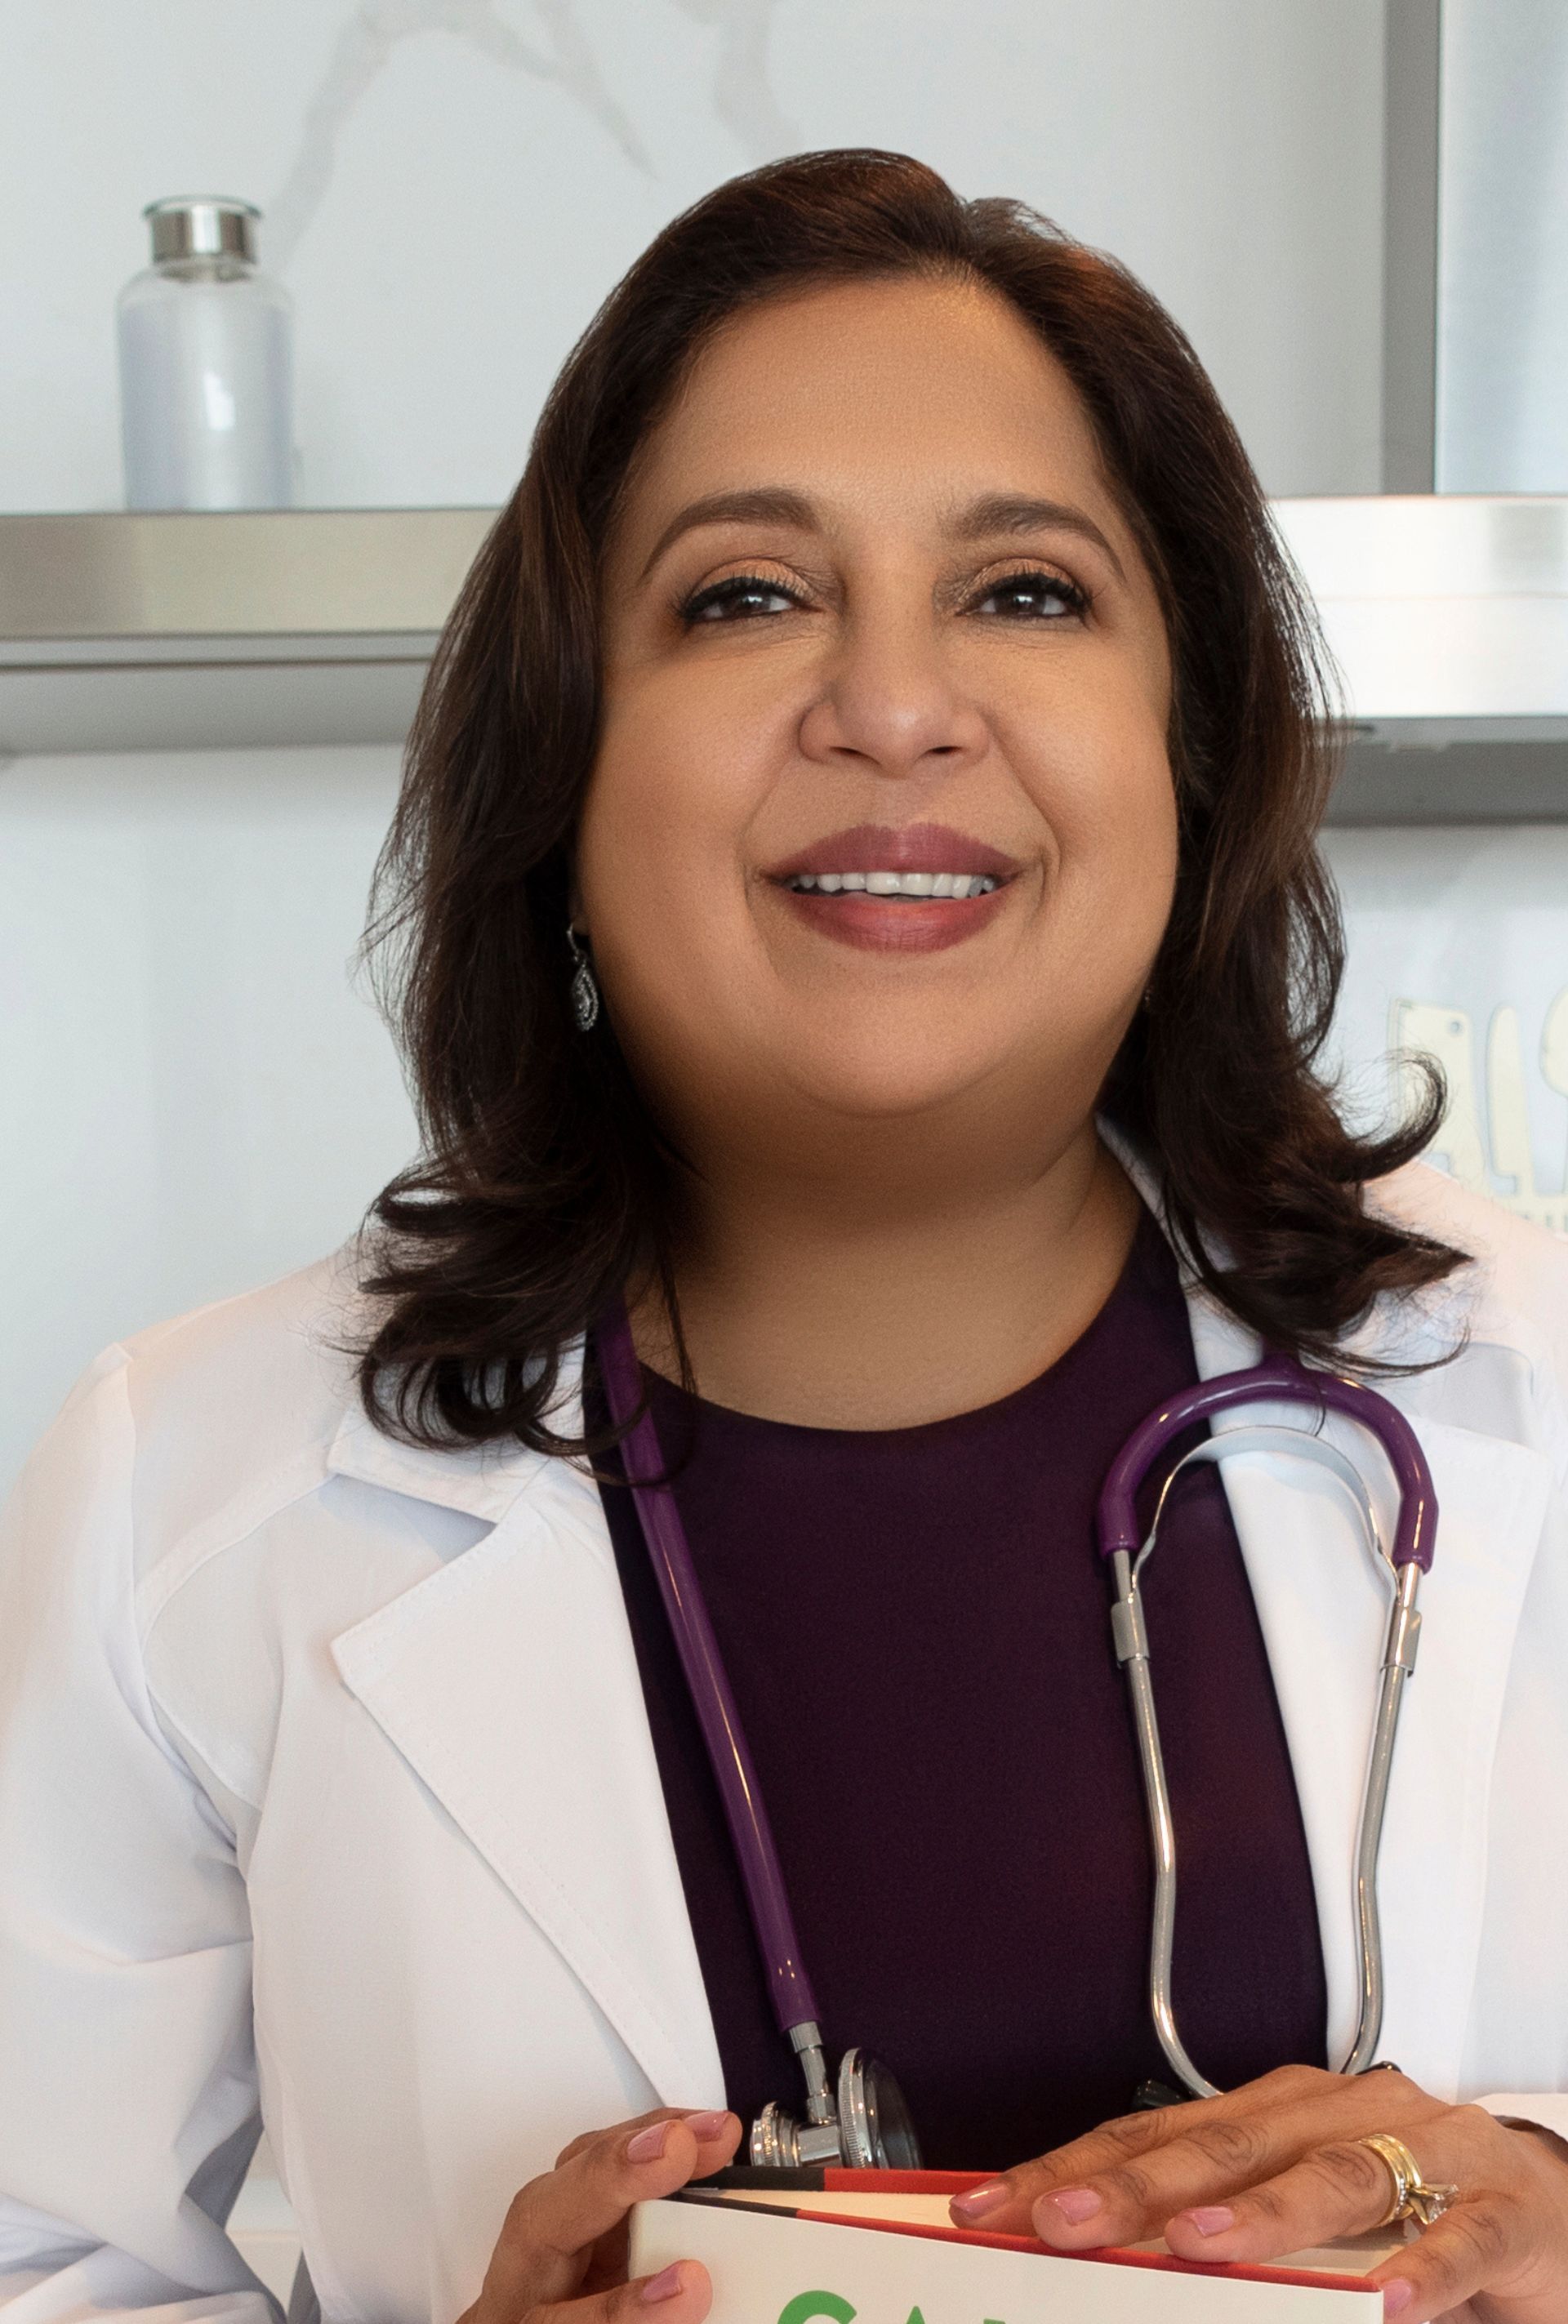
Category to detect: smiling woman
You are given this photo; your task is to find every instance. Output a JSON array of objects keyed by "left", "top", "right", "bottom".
[
  {"left": 8, "top": 148, "right": 1568, "bottom": 2324},
  {"left": 357, "top": 150, "right": 1464, "bottom": 1451}
]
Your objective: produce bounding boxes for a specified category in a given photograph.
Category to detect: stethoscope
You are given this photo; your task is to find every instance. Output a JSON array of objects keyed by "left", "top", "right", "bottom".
[{"left": 595, "top": 1303, "right": 1437, "bottom": 2166}]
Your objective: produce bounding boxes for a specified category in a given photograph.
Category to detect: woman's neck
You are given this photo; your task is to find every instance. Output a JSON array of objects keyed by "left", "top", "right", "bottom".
[{"left": 628, "top": 1121, "right": 1144, "bottom": 1430}]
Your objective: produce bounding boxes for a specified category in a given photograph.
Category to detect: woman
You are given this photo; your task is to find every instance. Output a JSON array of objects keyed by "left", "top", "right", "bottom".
[{"left": 3, "top": 149, "right": 1568, "bottom": 2324}]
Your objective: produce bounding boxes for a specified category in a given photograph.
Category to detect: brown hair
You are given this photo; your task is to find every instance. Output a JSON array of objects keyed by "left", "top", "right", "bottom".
[{"left": 354, "top": 147, "right": 1468, "bottom": 1454}]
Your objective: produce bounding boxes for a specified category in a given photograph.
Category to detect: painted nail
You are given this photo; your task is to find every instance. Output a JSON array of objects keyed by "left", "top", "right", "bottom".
[
  {"left": 626, "top": 2122, "right": 672, "bottom": 2163},
  {"left": 1043, "top": 2187, "right": 1103, "bottom": 2226},
  {"left": 682, "top": 2110, "right": 731, "bottom": 2141},
  {"left": 950, "top": 2181, "right": 1009, "bottom": 2221},
  {"left": 1381, "top": 2284, "right": 1415, "bottom": 2319},
  {"left": 640, "top": 2264, "right": 686, "bottom": 2304},
  {"left": 1182, "top": 2206, "right": 1236, "bottom": 2237}
]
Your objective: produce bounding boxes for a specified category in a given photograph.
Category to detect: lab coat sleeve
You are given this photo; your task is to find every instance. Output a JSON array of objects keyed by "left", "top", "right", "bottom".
[{"left": 0, "top": 1347, "right": 278, "bottom": 2324}]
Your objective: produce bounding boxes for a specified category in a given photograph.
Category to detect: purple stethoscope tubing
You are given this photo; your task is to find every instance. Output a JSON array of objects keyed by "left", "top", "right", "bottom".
[
  {"left": 594, "top": 1299, "right": 822, "bottom": 2040},
  {"left": 1096, "top": 1355, "right": 1436, "bottom": 1572}
]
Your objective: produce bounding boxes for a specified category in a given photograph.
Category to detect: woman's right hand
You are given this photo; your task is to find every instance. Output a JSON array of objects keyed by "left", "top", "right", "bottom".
[{"left": 457, "top": 2108, "right": 743, "bottom": 2324}]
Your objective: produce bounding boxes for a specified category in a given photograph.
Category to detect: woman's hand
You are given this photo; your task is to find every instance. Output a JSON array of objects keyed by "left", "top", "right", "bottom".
[
  {"left": 947, "top": 2066, "right": 1568, "bottom": 2321},
  {"left": 457, "top": 2107, "right": 742, "bottom": 2324}
]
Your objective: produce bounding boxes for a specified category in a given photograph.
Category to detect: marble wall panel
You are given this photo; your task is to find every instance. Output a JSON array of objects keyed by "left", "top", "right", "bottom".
[{"left": 2, "top": 0, "right": 1382, "bottom": 511}]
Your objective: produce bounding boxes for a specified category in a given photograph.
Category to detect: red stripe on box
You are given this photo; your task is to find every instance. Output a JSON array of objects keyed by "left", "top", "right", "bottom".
[{"left": 795, "top": 2208, "right": 1378, "bottom": 2296}]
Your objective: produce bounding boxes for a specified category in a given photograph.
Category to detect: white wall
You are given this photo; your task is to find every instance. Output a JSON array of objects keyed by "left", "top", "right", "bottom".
[
  {"left": 0, "top": 747, "right": 415, "bottom": 1493},
  {"left": 2, "top": 0, "right": 1384, "bottom": 512}
]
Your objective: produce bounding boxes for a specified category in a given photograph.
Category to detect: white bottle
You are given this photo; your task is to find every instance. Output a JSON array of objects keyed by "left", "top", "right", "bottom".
[{"left": 117, "top": 197, "right": 293, "bottom": 510}]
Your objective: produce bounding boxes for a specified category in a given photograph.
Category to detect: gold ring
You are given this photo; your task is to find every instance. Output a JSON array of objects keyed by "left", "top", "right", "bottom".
[{"left": 1356, "top": 2132, "right": 1459, "bottom": 2228}]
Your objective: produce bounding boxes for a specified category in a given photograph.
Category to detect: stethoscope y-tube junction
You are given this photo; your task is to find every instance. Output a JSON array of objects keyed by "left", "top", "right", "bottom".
[{"left": 751, "top": 2027, "right": 920, "bottom": 2169}]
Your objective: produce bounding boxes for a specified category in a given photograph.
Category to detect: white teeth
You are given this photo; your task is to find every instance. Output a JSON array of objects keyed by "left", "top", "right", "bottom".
[{"left": 786, "top": 869, "right": 1000, "bottom": 897}]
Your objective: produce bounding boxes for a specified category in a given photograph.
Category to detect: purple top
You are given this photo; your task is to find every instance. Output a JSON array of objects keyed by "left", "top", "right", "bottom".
[{"left": 586, "top": 1202, "right": 1327, "bottom": 2168}]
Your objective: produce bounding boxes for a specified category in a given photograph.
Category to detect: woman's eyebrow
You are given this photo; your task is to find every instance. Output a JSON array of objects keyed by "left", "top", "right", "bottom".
[
  {"left": 637, "top": 488, "right": 815, "bottom": 583},
  {"left": 636, "top": 484, "right": 1125, "bottom": 585},
  {"left": 950, "top": 492, "right": 1126, "bottom": 582}
]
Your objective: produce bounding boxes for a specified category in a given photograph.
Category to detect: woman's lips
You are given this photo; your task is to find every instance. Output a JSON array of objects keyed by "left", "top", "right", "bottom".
[{"left": 770, "top": 877, "right": 1013, "bottom": 953}]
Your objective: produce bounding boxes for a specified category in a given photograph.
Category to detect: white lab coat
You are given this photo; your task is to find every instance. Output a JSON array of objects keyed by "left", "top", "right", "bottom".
[{"left": 3, "top": 1126, "right": 1568, "bottom": 2324}]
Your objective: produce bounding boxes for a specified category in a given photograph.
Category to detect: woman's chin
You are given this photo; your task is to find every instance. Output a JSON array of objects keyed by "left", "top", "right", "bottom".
[{"left": 760, "top": 1035, "right": 1020, "bottom": 1126}]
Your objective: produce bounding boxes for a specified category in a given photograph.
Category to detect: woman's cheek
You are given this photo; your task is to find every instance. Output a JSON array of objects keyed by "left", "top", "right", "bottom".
[
  {"left": 1023, "top": 718, "right": 1175, "bottom": 899},
  {"left": 588, "top": 815, "right": 755, "bottom": 1063}
]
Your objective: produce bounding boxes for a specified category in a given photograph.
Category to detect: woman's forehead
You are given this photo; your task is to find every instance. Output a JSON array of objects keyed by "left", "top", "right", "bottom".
[{"left": 607, "top": 277, "right": 1143, "bottom": 594}]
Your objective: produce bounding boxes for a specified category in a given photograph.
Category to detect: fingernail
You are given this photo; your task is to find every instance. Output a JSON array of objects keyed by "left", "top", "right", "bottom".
[
  {"left": 1182, "top": 2206, "right": 1235, "bottom": 2237},
  {"left": 950, "top": 2181, "right": 1009, "bottom": 2221},
  {"left": 640, "top": 2264, "right": 685, "bottom": 2304},
  {"left": 682, "top": 2110, "right": 730, "bottom": 2141},
  {"left": 626, "top": 2122, "right": 672, "bottom": 2162},
  {"left": 1381, "top": 2284, "right": 1415, "bottom": 2319},
  {"left": 1042, "top": 2187, "right": 1102, "bottom": 2226}
]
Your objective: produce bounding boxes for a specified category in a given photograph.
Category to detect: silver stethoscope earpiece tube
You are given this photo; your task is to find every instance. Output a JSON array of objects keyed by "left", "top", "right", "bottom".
[
  {"left": 1099, "top": 1371, "right": 1436, "bottom": 2103},
  {"left": 599, "top": 1302, "right": 1438, "bottom": 2154}
]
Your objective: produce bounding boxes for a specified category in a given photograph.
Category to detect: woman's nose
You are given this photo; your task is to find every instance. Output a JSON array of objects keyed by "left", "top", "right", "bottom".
[{"left": 795, "top": 606, "right": 991, "bottom": 779}]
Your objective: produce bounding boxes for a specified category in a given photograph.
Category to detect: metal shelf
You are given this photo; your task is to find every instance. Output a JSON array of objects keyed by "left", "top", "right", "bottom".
[
  {"left": 2, "top": 499, "right": 1567, "bottom": 817},
  {"left": 0, "top": 508, "right": 492, "bottom": 753},
  {"left": 1272, "top": 495, "right": 1568, "bottom": 821}
]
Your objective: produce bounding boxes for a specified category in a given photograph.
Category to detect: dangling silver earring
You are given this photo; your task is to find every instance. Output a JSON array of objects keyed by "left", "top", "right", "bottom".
[{"left": 566, "top": 923, "right": 599, "bottom": 1032}]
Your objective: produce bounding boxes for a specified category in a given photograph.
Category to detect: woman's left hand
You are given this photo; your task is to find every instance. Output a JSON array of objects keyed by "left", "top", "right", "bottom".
[{"left": 947, "top": 2066, "right": 1568, "bottom": 2321}]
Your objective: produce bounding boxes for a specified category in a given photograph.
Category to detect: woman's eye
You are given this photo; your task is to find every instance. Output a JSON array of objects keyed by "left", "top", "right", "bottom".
[
  {"left": 973, "top": 569, "right": 1088, "bottom": 620},
  {"left": 679, "top": 573, "right": 803, "bottom": 625}
]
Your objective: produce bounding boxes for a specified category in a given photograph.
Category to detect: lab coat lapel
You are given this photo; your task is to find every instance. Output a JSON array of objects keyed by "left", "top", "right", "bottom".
[
  {"left": 1104, "top": 1115, "right": 1556, "bottom": 2099},
  {"left": 327, "top": 1382, "right": 725, "bottom": 2114}
]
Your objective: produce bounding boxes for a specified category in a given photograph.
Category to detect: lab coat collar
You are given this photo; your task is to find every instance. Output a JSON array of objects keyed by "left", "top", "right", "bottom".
[{"left": 325, "top": 1342, "right": 581, "bottom": 1520}]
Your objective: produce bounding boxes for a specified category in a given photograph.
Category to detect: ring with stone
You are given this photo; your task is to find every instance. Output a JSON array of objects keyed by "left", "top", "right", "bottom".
[{"left": 1356, "top": 2131, "right": 1459, "bottom": 2228}]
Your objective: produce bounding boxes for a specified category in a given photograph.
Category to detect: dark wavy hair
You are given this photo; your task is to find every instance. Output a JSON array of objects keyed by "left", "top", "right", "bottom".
[{"left": 353, "top": 147, "right": 1468, "bottom": 1454}]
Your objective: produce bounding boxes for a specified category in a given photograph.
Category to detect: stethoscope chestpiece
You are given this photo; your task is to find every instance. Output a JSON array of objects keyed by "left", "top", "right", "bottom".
[{"left": 751, "top": 2050, "right": 922, "bottom": 2170}]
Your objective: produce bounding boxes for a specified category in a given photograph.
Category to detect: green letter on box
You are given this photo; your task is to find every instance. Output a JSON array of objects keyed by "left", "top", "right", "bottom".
[{"left": 777, "top": 2294, "right": 856, "bottom": 2324}]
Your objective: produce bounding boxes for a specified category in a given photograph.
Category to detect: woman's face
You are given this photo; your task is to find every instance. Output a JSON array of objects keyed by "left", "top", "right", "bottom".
[{"left": 580, "top": 273, "right": 1177, "bottom": 1178}]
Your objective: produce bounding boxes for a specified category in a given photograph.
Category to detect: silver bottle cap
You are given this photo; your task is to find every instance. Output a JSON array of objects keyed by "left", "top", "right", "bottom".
[{"left": 143, "top": 197, "right": 261, "bottom": 265}]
